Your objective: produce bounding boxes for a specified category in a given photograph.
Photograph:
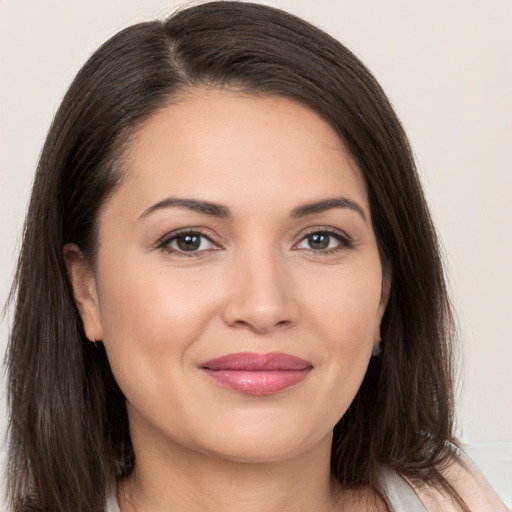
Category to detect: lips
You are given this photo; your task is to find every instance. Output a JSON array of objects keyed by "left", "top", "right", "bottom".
[{"left": 200, "top": 352, "right": 313, "bottom": 395}]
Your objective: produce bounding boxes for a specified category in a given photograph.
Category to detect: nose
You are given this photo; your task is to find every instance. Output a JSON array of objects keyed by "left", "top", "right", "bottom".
[{"left": 222, "top": 249, "right": 299, "bottom": 334}]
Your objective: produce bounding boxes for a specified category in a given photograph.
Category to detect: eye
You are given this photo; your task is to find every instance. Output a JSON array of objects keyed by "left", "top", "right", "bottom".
[
  {"left": 295, "top": 230, "right": 351, "bottom": 253},
  {"left": 159, "top": 230, "right": 219, "bottom": 256}
]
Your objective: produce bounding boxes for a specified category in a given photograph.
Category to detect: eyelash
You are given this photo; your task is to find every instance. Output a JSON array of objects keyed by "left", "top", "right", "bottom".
[
  {"left": 293, "top": 228, "right": 353, "bottom": 255},
  {"left": 158, "top": 228, "right": 219, "bottom": 258},
  {"left": 157, "top": 227, "right": 353, "bottom": 258}
]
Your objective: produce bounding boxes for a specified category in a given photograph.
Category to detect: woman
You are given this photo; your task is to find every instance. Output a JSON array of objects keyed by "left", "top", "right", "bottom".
[{"left": 4, "top": 2, "right": 508, "bottom": 511}]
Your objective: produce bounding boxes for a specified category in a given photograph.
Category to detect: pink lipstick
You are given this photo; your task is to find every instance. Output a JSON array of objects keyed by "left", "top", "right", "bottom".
[{"left": 200, "top": 352, "right": 312, "bottom": 395}]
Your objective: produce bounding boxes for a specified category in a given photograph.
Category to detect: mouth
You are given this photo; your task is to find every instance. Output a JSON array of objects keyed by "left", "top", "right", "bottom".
[{"left": 199, "top": 352, "right": 313, "bottom": 395}]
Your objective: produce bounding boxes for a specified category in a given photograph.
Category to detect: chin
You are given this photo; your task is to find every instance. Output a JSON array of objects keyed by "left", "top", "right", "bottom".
[
  {"left": 198, "top": 432, "right": 326, "bottom": 464},
  {"left": 182, "top": 409, "right": 336, "bottom": 465}
]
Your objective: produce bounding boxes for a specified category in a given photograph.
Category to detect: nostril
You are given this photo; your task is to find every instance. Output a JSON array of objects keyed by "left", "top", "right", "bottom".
[{"left": 221, "top": 270, "right": 300, "bottom": 332}]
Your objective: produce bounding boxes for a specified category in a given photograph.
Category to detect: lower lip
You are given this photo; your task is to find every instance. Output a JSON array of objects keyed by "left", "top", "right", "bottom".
[{"left": 202, "top": 369, "right": 312, "bottom": 395}]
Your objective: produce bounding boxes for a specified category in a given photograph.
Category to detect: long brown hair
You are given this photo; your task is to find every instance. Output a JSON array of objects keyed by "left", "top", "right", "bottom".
[{"left": 6, "top": 2, "right": 464, "bottom": 510}]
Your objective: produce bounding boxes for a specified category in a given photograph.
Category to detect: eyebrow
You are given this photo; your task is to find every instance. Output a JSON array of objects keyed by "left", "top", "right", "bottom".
[
  {"left": 138, "top": 196, "right": 367, "bottom": 222},
  {"left": 290, "top": 197, "right": 367, "bottom": 222},
  {"left": 139, "top": 197, "right": 230, "bottom": 220}
]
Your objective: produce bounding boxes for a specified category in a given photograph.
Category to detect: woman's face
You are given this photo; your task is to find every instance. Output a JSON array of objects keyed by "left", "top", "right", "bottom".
[{"left": 69, "top": 89, "right": 388, "bottom": 464}]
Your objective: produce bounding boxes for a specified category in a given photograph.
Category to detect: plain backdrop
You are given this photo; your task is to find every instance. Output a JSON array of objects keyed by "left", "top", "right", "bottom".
[{"left": 1, "top": 0, "right": 511, "bottom": 485}]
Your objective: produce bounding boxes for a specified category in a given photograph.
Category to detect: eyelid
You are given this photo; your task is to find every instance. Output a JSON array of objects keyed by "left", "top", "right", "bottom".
[
  {"left": 155, "top": 225, "right": 353, "bottom": 257},
  {"left": 291, "top": 226, "right": 353, "bottom": 252},
  {"left": 157, "top": 227, "right": 223, "bottom": 256}
]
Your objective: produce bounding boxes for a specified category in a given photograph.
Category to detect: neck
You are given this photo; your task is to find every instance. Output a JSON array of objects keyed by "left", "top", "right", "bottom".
[{"left": 118, "top": 431, "right": 346, "bottom": 512}]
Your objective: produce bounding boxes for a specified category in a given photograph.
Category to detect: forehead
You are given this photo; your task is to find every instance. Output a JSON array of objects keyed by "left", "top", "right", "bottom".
[{"left": 110, "top": 89, "right": 369, "bottom": 219}]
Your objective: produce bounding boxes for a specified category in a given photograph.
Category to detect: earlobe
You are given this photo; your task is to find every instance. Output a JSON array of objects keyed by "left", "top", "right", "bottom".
[{"left": 63, "top": 243, "right": 103, "bottom": 342}]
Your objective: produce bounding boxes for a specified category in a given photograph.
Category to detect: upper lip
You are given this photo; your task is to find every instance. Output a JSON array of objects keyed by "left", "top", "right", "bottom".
[{"left": 200, "top": 352, "right": 313, "bottom": 371}]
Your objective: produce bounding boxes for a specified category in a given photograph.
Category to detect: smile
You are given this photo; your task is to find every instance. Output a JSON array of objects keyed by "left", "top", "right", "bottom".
[{"left": 200, "top": 352, "right": 313, "bottom": 395}]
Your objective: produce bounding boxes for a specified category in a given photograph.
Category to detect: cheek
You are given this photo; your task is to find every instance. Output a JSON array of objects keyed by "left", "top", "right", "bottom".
[
  {"left": 301, "top": 260, "right": 383, "bottom": 346},
  {"left": 98, "top": 250, "right": 216, "bottom": 331},
  {"left": 93, "top": 253, "right": 220, "bottom": 391},
  {"left": 298, "top": 262, "right": 383, "bottom": 408}
]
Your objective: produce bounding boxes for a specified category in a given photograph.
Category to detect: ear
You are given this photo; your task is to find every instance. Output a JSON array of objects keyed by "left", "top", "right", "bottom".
[
  {"left": 63, "top": 243, "right": 103, "bottom": 342},
  {"left": 374, "top": 268, "right": 391, "bottom": 344}
]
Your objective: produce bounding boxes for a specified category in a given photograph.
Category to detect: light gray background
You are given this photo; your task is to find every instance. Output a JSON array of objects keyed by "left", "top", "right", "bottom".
[{"left": 1, "top": 0, "right": 511, "bottom": 503}]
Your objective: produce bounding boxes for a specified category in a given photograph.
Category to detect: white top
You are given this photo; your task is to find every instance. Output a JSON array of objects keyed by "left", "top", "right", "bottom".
[{"left": 105, "top": 451, "right": 510, "bottom": 511}]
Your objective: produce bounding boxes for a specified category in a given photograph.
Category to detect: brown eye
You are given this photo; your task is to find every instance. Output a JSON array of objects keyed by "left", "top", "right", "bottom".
[
  {"left": 176, "top": 234, "right": 202, "bottom": 251},
  {"left": 162, "top": 231, "right": 218, "bottom": 254}
]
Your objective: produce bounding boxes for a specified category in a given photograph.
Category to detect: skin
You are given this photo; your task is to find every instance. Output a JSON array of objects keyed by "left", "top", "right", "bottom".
[{"left": 65, "top": 89, "right": 390, "bottom": 511}]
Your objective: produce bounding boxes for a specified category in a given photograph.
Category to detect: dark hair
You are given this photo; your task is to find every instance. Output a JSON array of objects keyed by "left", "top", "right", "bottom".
[{"left": 6, "top": 2, "right": 463, "bottom": 511}]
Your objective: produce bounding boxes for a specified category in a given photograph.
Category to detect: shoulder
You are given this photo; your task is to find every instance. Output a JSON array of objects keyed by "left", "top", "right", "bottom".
[
  {"left": 105, "top": 485, "right": 120, "bottom": 512},
  {"left": 411, "top": 449, "right": 510, "bottom": 512}
]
